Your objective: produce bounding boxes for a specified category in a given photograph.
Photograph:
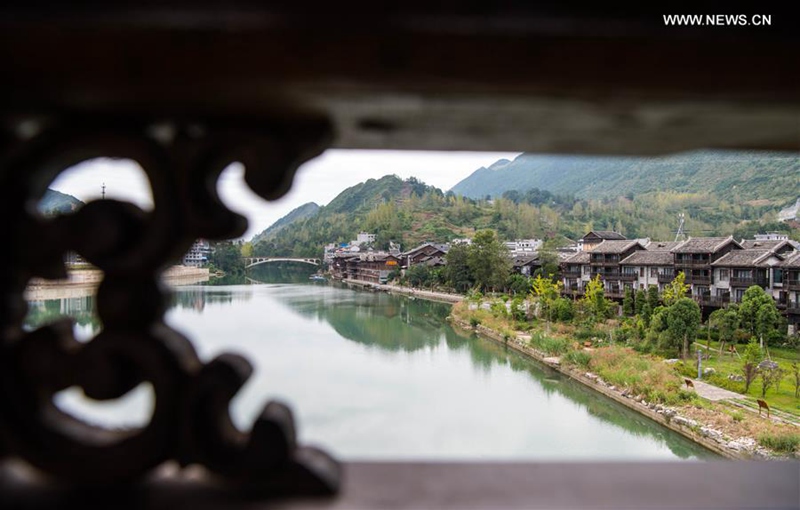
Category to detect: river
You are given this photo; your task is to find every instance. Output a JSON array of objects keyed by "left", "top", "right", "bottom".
[{"left": 24, "top": 279, "right": 715, "bottom": 461}]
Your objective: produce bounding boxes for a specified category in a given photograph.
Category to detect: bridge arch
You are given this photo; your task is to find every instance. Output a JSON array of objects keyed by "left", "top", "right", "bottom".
[{"left": 243, "top": 257, "right": 321, "bottom": 269}]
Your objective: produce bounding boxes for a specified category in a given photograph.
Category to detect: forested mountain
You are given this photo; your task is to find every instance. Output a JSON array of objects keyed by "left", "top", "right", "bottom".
[
  {"left": 251, "top": 170, "right": 798, "bottom": 259},
  {"left": 39, "top": 189, "right": 84, "bottom": 216},
  {"left": 451, "top": 150, "right": 799, "bottom": 208},
  {"left": 251, "top": 202, "right": 320, "bottom": 244},
  {"left": 251, "top": 175, "right": 443, "bottom": 257}
]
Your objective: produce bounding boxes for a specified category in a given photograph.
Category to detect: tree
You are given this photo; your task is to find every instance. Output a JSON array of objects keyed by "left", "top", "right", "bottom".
[
  {"left": 581, "top": 275, "right": 610, "bottom": 322},
  {"left": 533, "top": 251, "right": 560, "bottom": 280},
  {"left": 739, "top": 286, "right": 781, "bottom": 347},
  {"left": 662, "top": 272, "right": 689, "bottom": 306},
  {"left": 467, "top": 230, "right": 511, "bottom": 292},
  {"left": 741, "top": 339, "right": 763, "bottom": 394},
  {"left": 791, "top": 362, "right": 800, "bottom": 399},
  {"left": 758, "top": 364, "right": 784, "bottom": 398},
  {"left": 664, "top": 297, "right": 702, "bottom": 359},
  {"left": 709, "top": 306, "right": 740, "bottom": 356},
  {"left": 444, "top": 243, "right": 473, "bottom": 292},
  {"left": 634, "top": 289, "right": 646, "bottom": 316},
  {"left": 622, "top": 287, "right": 635, "bottom": 316},
  {"left": 530, "top": 274, "right": 563, "bottom": 324},
  {"left": 506, "top": 274, "right": 531, "bottom": 296},
  {"left": 755, "top": 304, "right": 783, "bottom": 348},
  {"left": 209, "top": 241, "right": 245, "bottom": 275},
  {"left": 647, "top": 284, "right": 660, "bottom": 310}
]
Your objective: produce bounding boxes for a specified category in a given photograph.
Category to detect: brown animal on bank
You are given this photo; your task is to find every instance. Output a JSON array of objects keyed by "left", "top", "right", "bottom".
[
  {"left": 684, "top": 379, "right": 694, "bottom": 389},
  {"left": 757, "top": 399, "right": 770, "bottom": 418}
]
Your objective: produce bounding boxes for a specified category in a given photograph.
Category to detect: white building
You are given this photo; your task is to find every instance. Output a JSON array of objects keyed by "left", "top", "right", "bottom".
[
  {"left": 351, "top": 231, "right": 377, "bottom": 246},
  {"left": 504, "top": 238, "right": 543, "bottom": 254},
  {"left": 754, "top": 232, "right": 789, "bottom": 242},
  {"left": 183, "top": 239, "right": 211, "bottom": 267}
]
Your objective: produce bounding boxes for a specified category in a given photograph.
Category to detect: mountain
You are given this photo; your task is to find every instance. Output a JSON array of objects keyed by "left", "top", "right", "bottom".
[
  {"left": 39, "top": 189, "right": 84, "bottom": 216},
  {"left": 450, "top": 150, "right": 800, "bottom": 206},
  {"left": 251, "top": 160, "right": 799, "bottom": 259},
  {"left": 251, "top": 202, "right": 320, "bottom": 244},
  {"left": 251, "top": 175, "right": 448, "bottom": 257}
]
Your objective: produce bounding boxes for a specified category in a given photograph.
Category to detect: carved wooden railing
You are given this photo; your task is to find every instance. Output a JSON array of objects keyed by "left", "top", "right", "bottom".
[{"left": 0, "top": 115, "right": 340, "bottom": 494}]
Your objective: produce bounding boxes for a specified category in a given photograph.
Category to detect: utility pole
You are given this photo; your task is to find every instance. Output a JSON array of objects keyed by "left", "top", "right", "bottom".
[{"left": 674, "top": 213, "right": 686, "bottom": 242}]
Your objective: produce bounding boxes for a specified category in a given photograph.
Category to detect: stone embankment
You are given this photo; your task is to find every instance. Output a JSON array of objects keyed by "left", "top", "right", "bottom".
[
  {"left": 341, "top": 279, "right": 463, "bottom": 303},
  {"left": 450, "top": 315, "right": 782, "bottom": 460},
  {"left": 25, "top": 265, "right": 209, "bottom": 300}
]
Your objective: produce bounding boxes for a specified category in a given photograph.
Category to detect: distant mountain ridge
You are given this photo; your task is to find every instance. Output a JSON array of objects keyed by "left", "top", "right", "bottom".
[
  {"left": 450, "top": 150, "right": 800, "bottom": 206},
  {"left": 252, "top": 202, "right": 320, "bottom": 244},
  {"left": 39, "top": 189, "right": 84, "bottom": 216}
]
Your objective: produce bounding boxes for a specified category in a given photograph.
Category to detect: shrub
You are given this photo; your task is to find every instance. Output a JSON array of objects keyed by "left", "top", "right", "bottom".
[
  {"left": 510, "top": 297, "right": 526, "bottom": 322},
  {"left": 729, "top": 410, "right": 745, "bottom": 423},
  {"left": 574, "top": 328, "right": 604, "bottom": 340},
  {"left": 553, "top": 297, "right": 575, "bottom": 322},
  {"left": 758, "top": 432, "right": 800, "bottom": 454},
  {"left": 563, "top": 350, "right": 592, "bottom": 368},
  {"left": 469, "top": 316, "right": 481, "bottom": 328},
  {"left": 530, "top": 333, "right": 570, "bottom": 356},
  {"left": 490, "top": 300, "right": 508, "bottom": 318}
]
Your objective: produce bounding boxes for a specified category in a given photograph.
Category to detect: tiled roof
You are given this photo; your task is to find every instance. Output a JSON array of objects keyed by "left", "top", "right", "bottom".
[
  {"left": 672, "top": 236, "right": 739, "bottom": 253},
  {"left": 644, "top": 241, "right": 682, "bottom": 251},
  {"left": 591, "top": 240, "right": 644, "bottom": 254},
  {"left": 778, "top": 252, "right": 800, "bottom": 268},
  {"left": 581, "top": 231, "right": 626, "bottom": 241},
  {"left": 740, "top": 240, "right": 786, "bottom": 250},
  {"left": 711, "top": 250, "right": 773, "bottom": 267},
  {"left": 619, "top": 251, "right": 674, "bottom": 266},
  {"left": 513, "top": 254, "right": 541, "bottom": 266},
  {"left": 562, "top": 252, "right": 590, "bottom": 264},
  {"left": 401, "top": 242, "right": 449, "bottom": 257}
]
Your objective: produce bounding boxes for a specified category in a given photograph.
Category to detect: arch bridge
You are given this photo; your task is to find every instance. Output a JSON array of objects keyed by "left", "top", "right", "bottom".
[{"left": 243, "top": 257, "right": 320, "bottom": 269}]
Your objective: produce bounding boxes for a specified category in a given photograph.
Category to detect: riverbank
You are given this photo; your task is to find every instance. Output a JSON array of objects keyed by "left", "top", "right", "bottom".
[
  {"left": 341, "top": 279, "right": 463, "bottom": 303},
  {"left": 25, "top": 266, "right": 210, "bottom": 300},
  {"left": 448, "top": 302, "right": 799, "bottom": 460},
  {"left": 337, "top": 279, "right": 798, "bottom": 459}
]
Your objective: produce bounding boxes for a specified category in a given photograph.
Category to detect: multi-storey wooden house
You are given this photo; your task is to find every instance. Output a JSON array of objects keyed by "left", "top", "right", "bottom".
[
  {"left": 778, "top": 252, "right": 800, "bottom": 332},
  {"left": 561, "top": 251, "right": 590, "bottom": 297},
  {"left": 587, "top": 239, "right": 647, "bottom": 298},
  {"left": 578, "top": 231, "right": 626, "bottom": 252},
  {"left": 670, "top": 236, "right": 742, "bottom": 293},
  {"left": 618, "top": 241, "right": 681, "bottom": 292},
  {"left": 401, "top": 243, "right": 450, "bottom": 268}
]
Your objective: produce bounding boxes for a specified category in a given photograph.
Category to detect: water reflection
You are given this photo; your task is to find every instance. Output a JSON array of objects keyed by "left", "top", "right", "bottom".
[
  {"left": 277, "top": 287, "right": 712, "bottom": 460},
  {"left": 23, "top": 281, "right": 715, "bottom": 461}
]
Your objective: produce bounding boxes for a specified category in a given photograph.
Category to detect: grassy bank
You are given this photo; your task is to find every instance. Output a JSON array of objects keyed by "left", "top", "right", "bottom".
[{"left": 451, "top": 300, "right": 800, "bottom": 458}]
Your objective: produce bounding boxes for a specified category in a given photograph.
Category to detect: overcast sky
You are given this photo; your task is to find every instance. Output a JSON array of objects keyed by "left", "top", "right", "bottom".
[{"left": 50, "top": 150, "right": 520, "bottom": 240}]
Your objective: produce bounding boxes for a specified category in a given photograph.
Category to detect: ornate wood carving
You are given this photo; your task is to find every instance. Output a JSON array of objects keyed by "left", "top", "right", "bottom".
[{"left": 0, "top": 115, "right": 340, "bottom": 494}]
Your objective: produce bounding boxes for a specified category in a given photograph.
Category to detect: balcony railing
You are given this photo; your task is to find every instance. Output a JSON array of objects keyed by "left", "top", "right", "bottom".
[
  {"left": 674, "top": 259, "right": 711, "bottom": 267},
  {"left": 562, "top": 269, "right": 582, "bottom": 277},
  {"left": 590, "top": 260, "right": 621, "bottom": 266},
  {"left": 696, "top": 295, "right": 730, "bottom": 307},
  {"left": 618, "top": 273, "right": 638, "bottom": 281},
  {"left": 786, "top": 303, "right": 800, "bottom": 314},
  {"left": 729, "top": 276, "right": 768, "bottom": 287},
  {"left": 786, "top": 279, "right": 800, "bottom": 291},
  {"left": 657, "top": 273, "right": 675, "bottom": 283},
  {"left": 591, "top": 271, "right": 621, "bottom": 278},
  {"left": 684, "top": 275, "right": 711, "bottom": 285}
]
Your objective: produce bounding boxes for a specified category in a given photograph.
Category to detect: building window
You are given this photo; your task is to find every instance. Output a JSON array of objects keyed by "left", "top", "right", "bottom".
[
  {"left": 774, "top": 268, "right": 783, "bottom": 284},
  {"left": 650, "top": 268, "right": 657, "bottom": 278},
  {"left": 639, "top": 267, "right": 645, "bottom": 277},
  {"left": 719, "top": 269, "right": 729, "bottom": 281}
]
